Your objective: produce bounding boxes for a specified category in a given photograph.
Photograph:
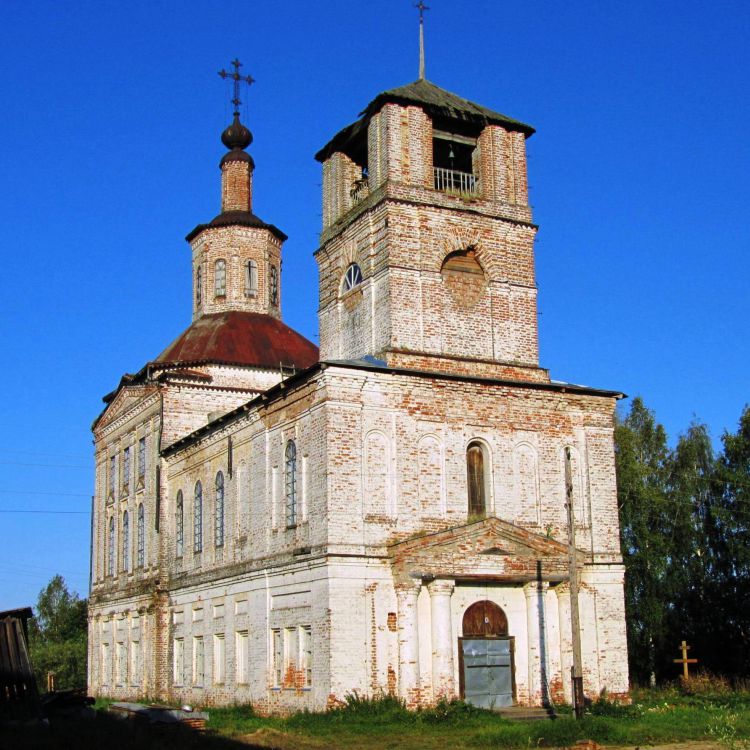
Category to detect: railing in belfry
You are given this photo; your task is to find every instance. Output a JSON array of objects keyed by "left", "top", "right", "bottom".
[
  {"left": 350, "top": 178, "right": 370, "bottom": 203},
  {"left": 433, "top": 166, "right": 478, "bottom": 194}
]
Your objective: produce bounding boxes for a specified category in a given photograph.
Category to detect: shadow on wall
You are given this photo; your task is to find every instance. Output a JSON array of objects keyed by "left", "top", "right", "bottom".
[
  {"left": 536, "top": 560, "right": 550, "bottom": 708},
  {"left": 0, "top": 710, "right": 263, "bottom": 750}
]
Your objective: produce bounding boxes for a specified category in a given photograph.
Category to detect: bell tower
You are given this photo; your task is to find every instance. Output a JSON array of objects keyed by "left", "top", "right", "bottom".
[
  {"left": 314, "top": 78, "right": 549, "bottom": 382},
  {"left": 186, "top": 60, "right": 285, "bottom": 323}
]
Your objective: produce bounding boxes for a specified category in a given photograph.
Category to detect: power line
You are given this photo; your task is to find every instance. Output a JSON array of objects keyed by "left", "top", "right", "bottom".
[
  {"left": 0, "top": 461, "right": 89, "bottom": 469},
  {"left": 0, "top": 490, "right": 89, "bottom": 498},
  {"left": 0, "top": 448, "right": 89, "bottom": 461},
  {"left": 0, "top": 510, "right": 89, "bottom": 515}
]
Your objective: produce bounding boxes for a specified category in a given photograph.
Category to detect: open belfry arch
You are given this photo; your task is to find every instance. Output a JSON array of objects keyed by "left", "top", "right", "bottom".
[{"left": 88, "top": 46, "right": 629, "bottom": 711}]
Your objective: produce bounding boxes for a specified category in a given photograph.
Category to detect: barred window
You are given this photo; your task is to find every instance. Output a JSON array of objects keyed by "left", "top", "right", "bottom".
[
  {"left": 194, "top": 481, "right": 203, "bottom": 553},
  {"left": 285, "top": 441, "right": 297, "bottom": 528},
  {"left": 176, "top": 491, "right": 184, "bottom": 558},
  {"left": 122, "top": 510, "right": 130, "bottom": 573},
  {"left": 109, "top": 455, "right": 116, "bottom": 497},
  {"left": 215, "top": 471, "right": 224, "bottom": 547},
  {"left": 137, "top": 437, "right": 146, "bottom": 482},
  {"left": 196, "top": 266, "right": 202, "bottom": 307},
  {"left": 108, "top": 516, "right": 115, "bottom": 576},
  {"left": 215, "top": 259, "right": 226, "bottom": 297},
  {"left": 245, "top": 260, "right": 258, "bottom": 297},
  {"left": 122, "top": 447, "right": 130, "bottom": 492},
  {"left": 137, "top": 504, "right": 145, "bottom": 568}
]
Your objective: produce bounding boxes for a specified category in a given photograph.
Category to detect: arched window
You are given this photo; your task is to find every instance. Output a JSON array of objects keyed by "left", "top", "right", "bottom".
[
  {"left": 341, "top": 263, "right": 363, "bottom": 293},
  {"left": 269, "top": 265, "right": 278, "bottom": 306},
  {"left": 196, "top": 267, "right": 202, "bottom": 307},
  {"left": 215, "top": 259, "right": 226, "bottom": 297},
  {"left": 122, "top": 510, "right": 130, "bottom": 573},
  {"left": 467, "top": 441, "right": 488, "bottom": 519},
  {"left": 215, "top": 471, "right": 225, "bottom": 548},
  {"left": 285, "top": 440, "right": 297, "bottom": 528},
  {"left": 194, "top": 481, "right": 203, "bottom": 553},
  {"left": 245, "top": 260, "right": 258, "bottom": 297},
  {"left": 176, "top": 491, "right": 184, "bottom": 558},
  {"left": 137, "top": 504, "right": 145, "bottom": 568},
  {"left": 108, "top": 516, "right": 115, "bottom": 576}
]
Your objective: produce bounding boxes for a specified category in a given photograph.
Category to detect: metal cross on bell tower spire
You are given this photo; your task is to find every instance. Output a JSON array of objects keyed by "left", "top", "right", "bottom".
[
  {"left": 415, "top": 1, "right": 430, "bottom": 80},
  {"left": 218, "top": 58, "right": 256, "bottom": 116}
]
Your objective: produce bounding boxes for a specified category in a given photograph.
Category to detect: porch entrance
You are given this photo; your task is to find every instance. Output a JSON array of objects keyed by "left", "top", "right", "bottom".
[{"left": 459, "top": 600, "right": 515, "bottom": 709}]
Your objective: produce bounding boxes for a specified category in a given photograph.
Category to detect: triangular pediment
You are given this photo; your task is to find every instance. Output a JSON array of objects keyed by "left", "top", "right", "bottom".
[
  {"left": 389, "top": 517, "right": 583, "bottom": 584},
  {"left": 95, "top": 384, "right": 158, "bottom": 432}
]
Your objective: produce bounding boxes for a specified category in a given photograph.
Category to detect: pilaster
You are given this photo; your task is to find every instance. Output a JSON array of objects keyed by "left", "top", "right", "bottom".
[
  {"left": 427, "top": 578, "right": 455, "bottom": 699},
  {"left": 396, "top": 580, "right": 422, "bottom": 705}
]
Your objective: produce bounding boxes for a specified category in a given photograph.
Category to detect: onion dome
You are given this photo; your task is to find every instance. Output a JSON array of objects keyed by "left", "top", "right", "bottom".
[{"left": 221, "top": 112, "right": 253, "bottom": 151}]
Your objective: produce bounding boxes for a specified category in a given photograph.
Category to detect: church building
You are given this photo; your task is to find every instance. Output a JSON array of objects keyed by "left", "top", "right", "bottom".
[{"left": 88, "top": 59, "right": 630, "bottom": 712}]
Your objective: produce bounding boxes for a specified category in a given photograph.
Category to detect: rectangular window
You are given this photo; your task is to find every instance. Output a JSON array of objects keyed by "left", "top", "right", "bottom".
[
  {"left": 122, "top": 447, "right": 130, "bottom": 493},
  {"left": 109, "top": 455, "right": 116, "bottom": 498},
  {"left": 300, "top": 625, "right": 312, "bottom": 687},
  {"left": 193, "top": 636, "right": 205, "bottom": 687},
  {"left": 115, "top": 642, "right": 127, "bottom": 686},
  {"left": 245, "top": 259, "right": 258, "bottom": 297},
  {"left": 137, "top": 437, "right": 146, "bottom": 483},
  {"left": 236, "top": 630, "right": 249, "bottom": 685},
  {"left": 130, "top": 640, "right": 141, "bottom": 687},
  {"left": 213, "top": 633, "right": 225, "bottom": 684},
  {"left": 270, "top": 625, "right": 312, "bottom": 689},
  {"left": 272, "top": 629, "right": 282, "bottom": 687},
  {"left": 173, "top": 637, "right": 184, "bottom": 686}
]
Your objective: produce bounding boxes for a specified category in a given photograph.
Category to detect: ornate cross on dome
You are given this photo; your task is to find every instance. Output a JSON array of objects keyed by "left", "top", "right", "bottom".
[
  {"left": 415, "top": 1, "right": 430, "bottom": 80},
  {"left": 218, "top": 58, "right": 256, "bottom": 116}
]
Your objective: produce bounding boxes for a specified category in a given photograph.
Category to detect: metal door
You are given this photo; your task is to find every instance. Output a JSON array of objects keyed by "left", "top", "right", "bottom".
[{"left": 461, "top": 637, "right": 514, "bottom": 708}]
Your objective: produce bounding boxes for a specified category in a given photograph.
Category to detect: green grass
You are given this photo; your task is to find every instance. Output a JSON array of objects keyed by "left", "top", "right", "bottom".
[
  {"left": 205, "top": 689, "right": 750, "bottom": 750},
  {"left": 5, "top": 688, "right": 749, "bottom": 750}
]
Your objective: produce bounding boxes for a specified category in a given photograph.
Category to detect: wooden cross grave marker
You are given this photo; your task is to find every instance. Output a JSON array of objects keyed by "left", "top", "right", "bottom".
[{"left": 673, "top": 640, "right": 698, "bottom": 679}]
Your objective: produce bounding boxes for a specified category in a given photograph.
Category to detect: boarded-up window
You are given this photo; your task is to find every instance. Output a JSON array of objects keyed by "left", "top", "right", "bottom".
[
  {"left": 214, "top": 259, "right": 226, "bottom": 297},
  {"left": 467, "top": 442, "right": 487, "bottom": 518},
  {"left": 245, "top": 260, "right": 258, "bottom": 297},
  {"left": 462, "top": 600, "right": 508, "bottom": 637}
]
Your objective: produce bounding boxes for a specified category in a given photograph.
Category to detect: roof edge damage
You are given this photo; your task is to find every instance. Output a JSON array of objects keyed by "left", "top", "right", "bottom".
[
  {"left": 315, "top": 78, "right": 535, "bottom": 162},
  {"left": 161, "top": 357, "right": 624, "bottom": 458}
]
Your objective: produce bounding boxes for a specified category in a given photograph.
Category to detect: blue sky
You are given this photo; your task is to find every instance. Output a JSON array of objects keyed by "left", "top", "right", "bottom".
[{"left": 1, "top": 0, "right": 748, "bottom": 609}]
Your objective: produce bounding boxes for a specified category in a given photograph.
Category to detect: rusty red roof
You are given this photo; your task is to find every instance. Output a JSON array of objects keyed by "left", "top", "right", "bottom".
[{"left": 154, "top": 311, "right": 318, "bottom": 371}]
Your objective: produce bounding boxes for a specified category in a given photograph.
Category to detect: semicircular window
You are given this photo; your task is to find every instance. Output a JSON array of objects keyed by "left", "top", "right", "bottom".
[
  {"left": 342, "top": 263, "right": 363, "bottom": 294},
  {"left": 441, "top": 247, "right": 483, "bottom": 276}
]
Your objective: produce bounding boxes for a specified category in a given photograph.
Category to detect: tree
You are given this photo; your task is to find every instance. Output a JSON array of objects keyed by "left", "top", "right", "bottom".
[
  {"left": 615, "top": 397, "right": 672, "bottom": 685},
  {"left": 663, "top": 420, "right": 717, "bottom": 676},
  {"left": 712, "top": 405, "right": 750, "bottom": 676},
  {"left": 28, "top": 575, "right": 88, "bottom": 692}
]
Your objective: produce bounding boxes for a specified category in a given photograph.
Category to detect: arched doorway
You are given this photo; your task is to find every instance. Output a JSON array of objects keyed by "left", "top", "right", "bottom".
[{"left": 459, "top": 600, "right": 515, "bottom": 708}]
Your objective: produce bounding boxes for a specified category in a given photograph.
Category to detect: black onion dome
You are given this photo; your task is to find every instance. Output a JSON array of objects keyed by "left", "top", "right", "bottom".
[{"left": 221, "top": 113, "right": 253, "bottom": 150}]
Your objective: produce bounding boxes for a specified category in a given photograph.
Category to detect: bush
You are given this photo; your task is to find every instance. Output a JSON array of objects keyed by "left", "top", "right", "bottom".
[
  {"left": 679, "top": 671, "right": 732, "bottom": 695},
  {"left": 587, "top": 696, "right": 642, "bottom": 718},
  {"left": 418, "top": 697, "right": 487, "bottom": 723}
]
